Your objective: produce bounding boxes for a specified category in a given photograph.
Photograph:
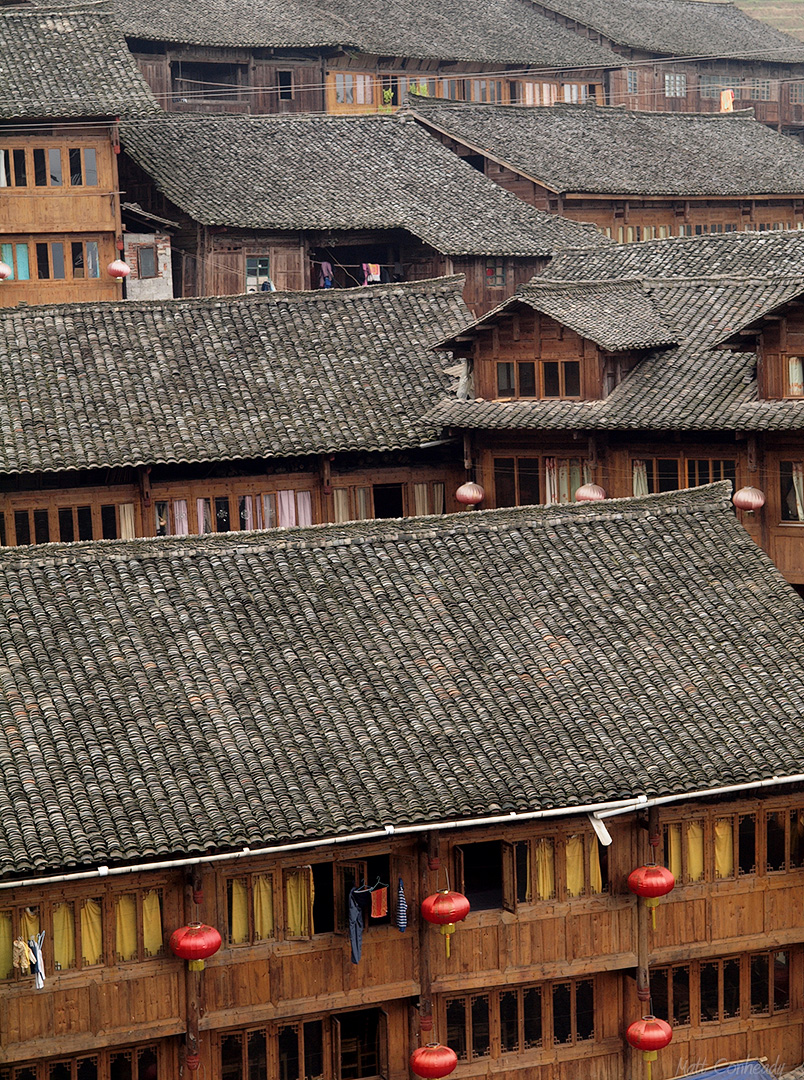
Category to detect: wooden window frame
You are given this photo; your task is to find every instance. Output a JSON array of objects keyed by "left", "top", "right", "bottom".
[
  {"left": 664, "top": 73, "right": 687, "bottom": 98},
  {"left": 0, "top": 1044, "right": 161, "bottom": 1080},
  {"left": 327, "top": 72, "right": 377, "bottom": 112},
  {"left": 652, "top": 950, "right": 790, "bottom": 1026},
  {"left": 226, "top": 870, "right": 278, "bottom": 946},
  {"left": 111, "top": 887, "right": 165, "bottom": 964},
  {"left": 443, "top": 978, "right": 595, "bottom": 1062},
  {"left": 332, "top": 1007, "right": 388, "bottom": 1080}
]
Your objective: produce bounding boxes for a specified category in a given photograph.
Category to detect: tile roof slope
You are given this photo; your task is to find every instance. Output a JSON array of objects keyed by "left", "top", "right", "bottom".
[
  {"left": 119, "top": 114, "right": 604, "bottom": 257},
  {"left": 0, "top": 277, "right": 471, "bottom": 475},
  {"left": 1, "top": 484, "right": 804, "bottom": 876},
  {"left": 408, "top": 99, "right": 804, "bottom": 196},
  {"left": 491, "top": 279, "right": 679, "bottom": 350},
  {"left": 428, "top": 238, "right": 804, "bottom": 430},
  {"left": 532, "top": 0, "right": 804, "bottom": 61},
  {"left": 0, "top": 1, "right": 160, "bottom": 119},
  {"left": 115, "top": 0, "right": 616, "bottom": 65}
]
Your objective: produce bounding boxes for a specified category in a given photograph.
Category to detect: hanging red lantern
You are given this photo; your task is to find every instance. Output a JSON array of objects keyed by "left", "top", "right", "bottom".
[
  {"left": 627, "top": 864, "right": 675, "bottom": 929},
  {"left": 455, "top": 482, "right": 484, "bottom": 506},
  {"left": 626, "top": 1015, "right": 672, "bottom": 1080},
  {"left": 184, "top": 1053, "right": 200, "bottom": 1072},
  {"left": 732, "top": 486, "right": 765, "bottom": 512},
  {"left": 0, "top": 262, "right": 11, "bottom": 281},
  {"left": 107, "top": 259, "right": 130, "bottom": 279},
  {"left": 574, "top": 483, "right": 607, "bottom": 502},
  {"left": 421, "top": 890, "right": 470, "bottom": 959},
  {"left": 410, "top": 1044, "right": 458, "bottom": 1079},
  {"left": 169, "top": 922, "right": 222, "bottom": 971}
]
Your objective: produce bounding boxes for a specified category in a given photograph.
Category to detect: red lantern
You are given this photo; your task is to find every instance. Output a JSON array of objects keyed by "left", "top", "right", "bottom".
[
  {"left": 0, "top": 262, "right": 11, "bottom": 281},
  {"left": 422, "top": 890, "right": 470, "bottom": 959},
  {"left": 732, "top": 486, "right": 765, "bottom": 512},
  {"left": 410, "top": 1044, "right": 458, "bottom": 1079},
  {"left": 627, "top": 865, "right": 675, "bottom": 929},
  {"left": 574, "top": 483, "right": 606, "bottom": 502},
  {"left": 169, "top": 922, "right": 222, "bottom": 971},
  {"left": 626, "top": 1015, "right": 672, "bottom": 1080},
  {"left": 455, "top": 482, "right": 484, "bottom": 506},
  {"left": 184, "top": 1054, "right": 200, "bottom": 1072},
  {"left": 107, "top": 259, "right": 130, "bottom": 279}
]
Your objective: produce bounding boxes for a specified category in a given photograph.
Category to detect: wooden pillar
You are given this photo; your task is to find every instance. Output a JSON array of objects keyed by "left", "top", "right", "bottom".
[{"left": 416, "top": 832, "right": 439, "bottom": 1041}]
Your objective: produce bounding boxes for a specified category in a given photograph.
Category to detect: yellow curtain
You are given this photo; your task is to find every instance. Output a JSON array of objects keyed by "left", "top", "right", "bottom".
[
  {"left": 53, "top": 902, "right": 76, "bottom": 971},
  {"left": 230, "top": 878, "right": 249, "bottom": 944},
  {"left": 566, "top": 836, "right": 584, "bottom": 897},
  {"left": 715, "top": 819, "right": 734, "bottom": 879},
  {"left": 20, "top": 908, "right": 39, "bottom": 939},
  {"left": 0, "top": 912, "right": 13, "bottom": 978},
  {"left": 142, "top": 891, "right": 162, "bottom": 957},
  {"left": 590, "top": 840, "right": 603, "bottom": 894},
  {"left": 115, "top": 894, "right": 138, "bottom": 961},
  {"left": 253, "top": 875, "right": 274, "bottom": 940},
  {"left": 687, "top": 822, "right": 705, "bottom": 882},
  {"left": 667, "top": 824, "right": 682, "bottom": 880},
  {"left": 285, "top": 869, "right": 313, "bottom": 936},
  {"left": 535, "top": 839, "right": 555, "bottom": 900},
  {"left": 81, "top": 900, "right": 103, "bottom": 966}
]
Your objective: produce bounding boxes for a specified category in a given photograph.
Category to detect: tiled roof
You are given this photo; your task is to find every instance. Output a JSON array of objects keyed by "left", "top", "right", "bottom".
[
  {"left": 0, "top": 277, "right": 471, "bottom": 475},
  {"left": 533, "top": 0, "right": 804, "bottom": 61},
  {"left": 409, "top": 99, "right": 804, "bottom": 196},
  {"left": 0, "top": 1, "right": 160, "bottom": 119},
  {"left": 119, "top": 114, "right": 603, "bottom": 257},
  {"left": 477, "top": 279, "right": 679, "bottom": 350},
  {"left": 429, "top": 232, "right": 804, "bottom": 431},
  {"left": 116, "top": 0, "right": 616, "bottom": 65},
  {"left": 2, "top": 484, "right": 804, "bottom": 876}
]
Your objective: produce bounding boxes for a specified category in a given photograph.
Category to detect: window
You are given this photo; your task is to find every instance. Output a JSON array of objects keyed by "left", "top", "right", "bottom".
[
  {"left": 155, "top": 499, "right": 189, "bottom": 536},
  {"left": 0, "top": 147, "right": 27, "bottom": 186},
  {"left": 227, "top": 873, "right": 276, "bottom": 944},
  {"left": 0, "top": 1046, "right": 159, "bottom": 1080},
  {"left": 281, "top": 856, "right": 388, "bottom": 939},
  {"left": 36, "top": 240, "right": 65, "bottom": 279},
  {"left": 699, "top": 75, "right": 736, "bottom": 99},
  {"left": 542, "top": 359, "right": 581, "bottom": 398},
  {"left": 494, "top": 457, "right": 540, "bottom": 507},
  {"left": 193, "top": 490, "right": 314, "bottom": 535},
  {"left": 747, "top": 79, "right": 773, "bottom": 101},
  {"left": 470, "top": 79, "right": 504, "bottom": 103},
  {"left": 442, "top": 79, "right": 465, "bottom": 100},
  {"left": 113, "top": 890, "right": 164, "bottom": 962},
  {"left": 455, "top": 840, "right": 506, "bottom": 910},
  {"left": 137, "top": 245, "right": 157, "bottom": 278},
  {"left": 627, "top": 70, "right": 639, "bottom": 95},
  {"left": 0, "top": 241, "right": 30, "bottom": 280},
  {"left": 171, "top": 60, "right": 246, "bottom": 103},
  {"left": 71, "top": 240, "right": 100, "bottom": 279},
  {"left": 632, "top": 458, "right": 680, "bottom": 496},
  {"left": 246, "top": 254, "right": 270, "bottom": 292},
  {"left": 4, "top": 502, "right": 134, "bottom": 547},
  {"left": 545, "top": 458, "right": 590, "bottom": 505},
  {"left": 664, "top": 73, "right": 687, "bottom": 98},
  {"left": 652, "top": 952, "right": 789, "bottom": 1026},
  {"left": 277, "top": 71, "right": 294, "bottom": 100},
  {"left": 780, "top": 461, "right": 804, "bottom": 521},
  {"left": 485, "top": 258, "right": 505, "bottom": 288},
  {"left": 790, "top": 82, "right": 804, "bottom": 105},
  {"left": 445, "top": 980, "right": 594, "bottom": 1061},
  {"left": 1, "top": 146, "right": 97, "bottom": 187},
  {"left": 68, "top": 147, "right": 98, "bottom": 186},
  {"left": 766, "top": 809, "right": 804, "bottom": 871},
  {"left": 686, "top": 459, "right": 736, "bottom": 487},
  {"left": 33, "top": 147, "right": 62, "bottom": 186},
  {"left": 331, "top": 72, "right": 375, "bottom": 108},
  {"left": 13, "top": 507, "right": 49, "bottom": 545},
  {"left": 58, "top": 505, "right": 94, "bottom": 543}
]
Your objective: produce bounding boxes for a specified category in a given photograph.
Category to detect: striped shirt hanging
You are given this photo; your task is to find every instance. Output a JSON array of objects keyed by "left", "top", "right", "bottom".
[{"left": 396, "top": 876, "right": 408, "bottom": 932}]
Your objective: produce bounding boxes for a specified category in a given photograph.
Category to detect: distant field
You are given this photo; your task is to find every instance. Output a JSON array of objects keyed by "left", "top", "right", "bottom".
[{"left": 734, "top": 0, "right": 804, "bottom": 41}]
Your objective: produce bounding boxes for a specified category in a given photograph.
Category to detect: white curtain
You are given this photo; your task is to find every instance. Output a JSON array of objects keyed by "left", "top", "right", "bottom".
[
  {"left": 119, "top": 503, "right": 135, "bottom": 540},
  {"left": 545, "top": 458, "right": 558, "bottom": 505},
  {"left": 793, "top": 463, "right": 804, "bottom": 521},
  {"left": 432, "top": 483, "right": 445, "bottom": 515},
  {"left": 262, "top": 493, "right": 277, "bottom": 528},
  {"left": 240, "top": 495, "right": 254, "bottom": 531},
  {"left": 173, "top": 500, "right": 189, "bottom": 536},
  {"left": 632, "top": 460, "right": 650, "bottom": 497},
  {"left": 414, "top": 484, "right": 429, "bottom": 516},
  {"left": 333, "top": 489, "right": 350, "bottom": 523},
  {"left": 277, "top": 490, "right": 296, "bottom": 528},
  {"left": 789, "top": 357, "right": 804, "bottom": 396},
  {"left": 297, "top": 491, "right": 312, "bottom": 527},
  {"left": 197, "top": 498, "right": 213, "bottom": 533},
  {"left": 356, "top": 488, "right": 372, "bottom": 520},
  {"left": 0, "top": 153, "right": 6, "bottom": 187}
]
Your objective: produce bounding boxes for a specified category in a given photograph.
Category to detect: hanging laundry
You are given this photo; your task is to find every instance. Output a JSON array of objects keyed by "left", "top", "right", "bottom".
[
  {"left": 370, "top": 886, "right": 388, "bottom": 919},
  {"left": 348, "top": 887, "right": 364, "bottom": 964},
  {"left": 318, "top": 261, "right": 334, "bottom": 289},
  {"left": 366, "top": 263, "right": 381, "bottom": 283},
  {"left": 360, "top": 263, "right": 370, "bottom": 286},
  {"left": 396, "top": 877, "right": 407, "bottom": 932},
  {"left": 12, "top": 938, "right": 30, "bottom": 975},
  {"left": 28, "top": 932, "right": 45, "bottom": 989}
]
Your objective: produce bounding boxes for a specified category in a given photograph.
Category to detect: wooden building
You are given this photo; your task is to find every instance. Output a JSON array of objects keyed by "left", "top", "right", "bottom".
[
  {"left": 113, "top": 0, "right": 616, "bottom": 117},
  {"left": 0, "top": 276, "right": 474, "bottom": 548},
  {"left": 526, "top": 0, "right": 804, "bottom": 136},
  {"left": 0, "top": 486, "right": 804, "bottom": 1079},
  {"left": 116, "top": 113, "right": 603, "bottom": 315},
  {"left": 427, "top": 229, "right": 804, "bottom": 586},
  {"left": 407, "top": 99, "right": 804, "bottom": 241},
  {"left": 0, "top": 2, "right": 160, "bottom": 308}
]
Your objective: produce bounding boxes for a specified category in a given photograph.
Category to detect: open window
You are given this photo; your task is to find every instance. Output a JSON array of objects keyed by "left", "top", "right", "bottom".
[{"left": 332, "top": 1008, "right": 388, "bottom": 1080}]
